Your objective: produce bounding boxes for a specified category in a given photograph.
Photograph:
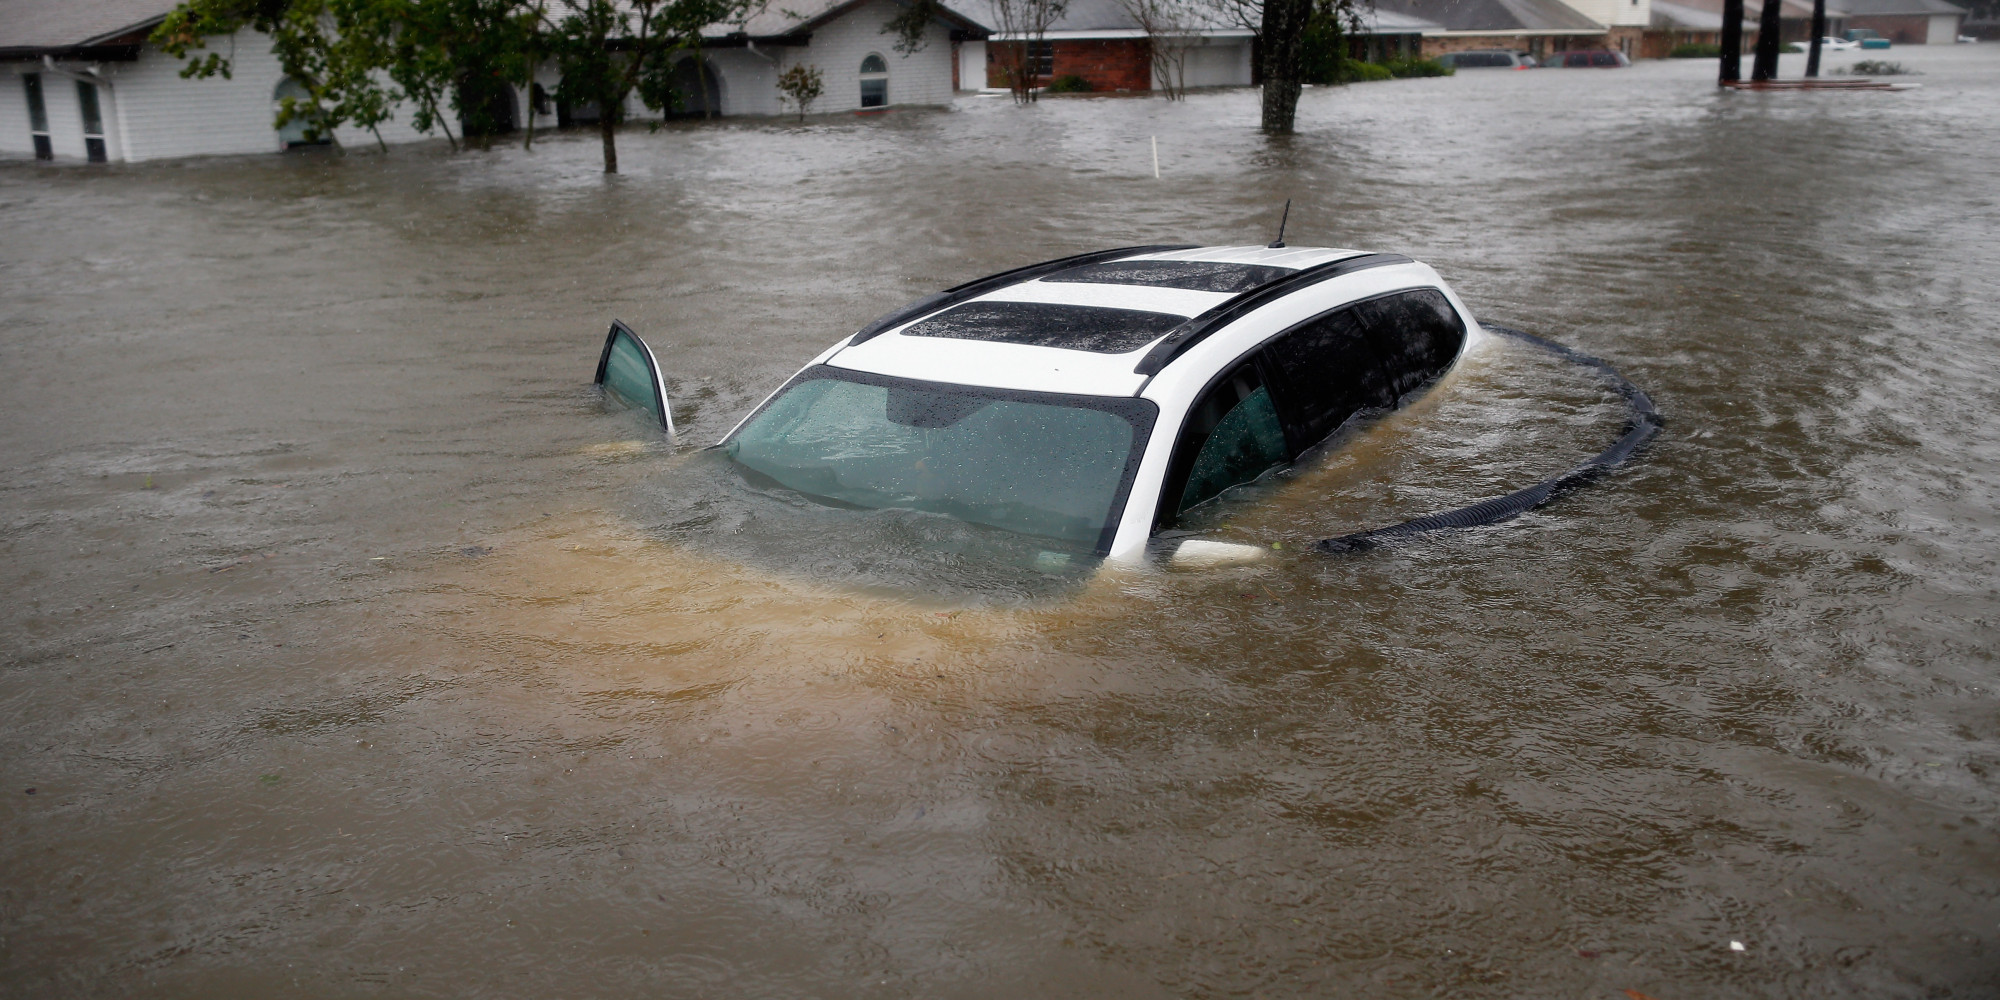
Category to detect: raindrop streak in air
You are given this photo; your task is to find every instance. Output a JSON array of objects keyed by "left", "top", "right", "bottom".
[{"left": 3, "top": 50, "right": 1999, "bottom": 998}]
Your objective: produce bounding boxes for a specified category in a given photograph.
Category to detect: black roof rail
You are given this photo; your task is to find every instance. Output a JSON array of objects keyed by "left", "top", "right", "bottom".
[
  {"left": 846, "top": 244, "right": 1198, "bottom": 346},
  {"left": 1132, "top": 253, "right": 1414, "bottom": 376}
]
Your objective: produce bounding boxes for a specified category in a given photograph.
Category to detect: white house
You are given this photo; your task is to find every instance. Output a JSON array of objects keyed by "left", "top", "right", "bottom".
[
  {"left": 682, "top": 0, "right": 991, "bottom": 116},
  {"left": 0, "top": 0, "right": 991, "bottom": 164}
]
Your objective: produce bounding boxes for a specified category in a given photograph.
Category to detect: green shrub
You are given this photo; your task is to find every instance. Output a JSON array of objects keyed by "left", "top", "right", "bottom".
[
  {"left": 1384, "top": 56, "right": 1454, "bottom": 77},
  {"left": 1045, "top": 74, "right": 1092, "bottom": 93},
  {"left": 1342, "top": 59, "right": 1393, "bottom": 81},
  {"left": 1781, "top": 42, "right": 1804, "bottom": 52},
  {"left": 1299, "top": 6, "right": 1348, "bottom": 84},
  {"left": 1847, "top": 58, "right": 1915, "bottom": 75},
  {"left": 1669, "top": 42, "right": 1721, "bottom": 57}
]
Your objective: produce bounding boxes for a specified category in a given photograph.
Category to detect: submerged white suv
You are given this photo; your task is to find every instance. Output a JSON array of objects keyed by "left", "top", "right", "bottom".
[{"left": 597, "top": 244, "right": 1494, "bottom": 564}]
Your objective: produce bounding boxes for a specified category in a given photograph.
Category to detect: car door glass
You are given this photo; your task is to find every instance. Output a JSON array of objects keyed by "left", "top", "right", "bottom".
[
  {"left": 1175, "top": 368, "right": 1288, "bottom": 515},
  {"left": 1351, "top": 289, "right": 1467, "bottom": 400},
  {"left": 1262, "top": 306, "right": 1393, "bottom": 451},
  {"left": 595, "top": 321, "right": 675, "bottom": 435}
]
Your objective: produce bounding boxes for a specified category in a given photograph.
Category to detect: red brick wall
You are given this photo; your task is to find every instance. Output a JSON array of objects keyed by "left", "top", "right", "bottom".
[
  {"left": 988, "top": 39, "right": 1154, "bottom": 91},
  {"left": 1055, "top": 39, "right": 1153, "bottom": 91}
]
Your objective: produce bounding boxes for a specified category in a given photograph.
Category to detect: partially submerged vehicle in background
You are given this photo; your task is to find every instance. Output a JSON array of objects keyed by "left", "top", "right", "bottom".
[
  {"left": 597, "top": 245, "right": 1659, "bottom": 567},
  {"left": 1438, "top": 50, "right": 1538, "bottom": 69},
  {"left": 1539, "top": 50, "right": 1633, "bottom": 67}
]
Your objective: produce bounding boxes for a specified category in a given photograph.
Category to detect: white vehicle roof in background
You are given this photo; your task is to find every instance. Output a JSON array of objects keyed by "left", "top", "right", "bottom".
[{"left": 825, "top": 245, "right": 1434, "bottom": 396}]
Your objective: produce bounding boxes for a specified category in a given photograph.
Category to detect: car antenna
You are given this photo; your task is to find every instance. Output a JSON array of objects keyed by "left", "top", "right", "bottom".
[{"left": 1267, "top": 199, "right": 1291, "bottom": 248}]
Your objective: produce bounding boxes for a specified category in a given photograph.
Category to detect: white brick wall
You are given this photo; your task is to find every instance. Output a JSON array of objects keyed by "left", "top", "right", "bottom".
[
  {"left": 710, "top": 48, "right": 784, "bottom": 116},
  {"left": 783, "top": 0, "right": 956, "bottom": 112},
  {"left": 0, "top": 72, "right": 37, "bottom": 158}
]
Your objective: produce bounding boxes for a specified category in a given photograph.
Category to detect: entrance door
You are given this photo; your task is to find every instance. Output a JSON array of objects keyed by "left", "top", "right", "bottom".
[
  {"left": 458, "top": 78, "right": 518, "bottom": 138},
  {"left": 668, "top": 58, "right": 721, "bottom": 118}
]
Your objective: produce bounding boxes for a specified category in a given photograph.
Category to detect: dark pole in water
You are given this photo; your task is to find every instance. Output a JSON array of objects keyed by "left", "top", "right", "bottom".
[
  {"left": 1721, "top": 0, "right": 1745, "bottom": 82},
  {"left": 1751, "top": 0, "right": 1785, "bottom": 80},
  {"left": 1807, "top": 0, "right": 1828, "bottom": 76}
]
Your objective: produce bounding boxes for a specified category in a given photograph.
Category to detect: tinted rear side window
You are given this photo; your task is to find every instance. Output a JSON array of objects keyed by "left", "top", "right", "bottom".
[
  {"left": 1262, "top": 307, "right": 1395, "bottom": 451},
  {"left": 1041, "top": 260, "right": 1295, "bottom": 293},
  {"left": 1351, "top": 289, "right": 1467, "bottom": 399},
  {"left": 901, "top": 301, "right": 1184, "bottom": 353},
  {"left": 1164, "top": 363, "right": 1290, "bottom": 517}
]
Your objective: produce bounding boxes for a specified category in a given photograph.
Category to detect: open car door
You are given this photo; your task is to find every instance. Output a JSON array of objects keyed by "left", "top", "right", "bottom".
[{"left": 594, "top": 320, "right": 675, "bottom": 437}]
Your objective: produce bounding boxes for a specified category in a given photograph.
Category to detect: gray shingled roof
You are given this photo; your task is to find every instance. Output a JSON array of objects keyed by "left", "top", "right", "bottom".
[
  {"left": 0, "top": 0, "right": 177, "bottom": 50},
  {"left": 716, "top": 0, "right": 990, "bottom": 39},
  {"left": 1358, "top": 8, "right": 1448, "bottom": 32},
  {"left": 1373, "top": 0, "right": 1605, "bottom": 31},
  {"left": 957, "top": 0, "right": 1251, "bottom": 35},
  {"left": 1836, "top": 0, "right": 1965, "bottom": 14}
]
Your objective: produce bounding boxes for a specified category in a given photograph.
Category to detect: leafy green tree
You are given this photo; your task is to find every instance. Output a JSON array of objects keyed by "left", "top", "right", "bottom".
[
  {"left": 153, "top": 0, "right": 399, "bottom": 151},
  {"left": 776, "top": 64, "right": 825, "bottom": 121},
  {"left": 157, "top": 0, "right": 750, "bottom": 168},
  {"left": 882, "top": 0, "right": 945, "bottom": 54},
  {"left": 543, "top": 0, "right": 745, "bottom": 172}
]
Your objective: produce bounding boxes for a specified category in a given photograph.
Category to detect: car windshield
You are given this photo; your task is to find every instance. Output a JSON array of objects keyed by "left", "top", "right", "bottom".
[{"left": 724, "top": 367, "right": 1156, "bottom": 550}]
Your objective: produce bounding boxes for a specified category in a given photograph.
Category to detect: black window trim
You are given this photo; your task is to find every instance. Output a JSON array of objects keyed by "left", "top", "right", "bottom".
[
  {"left": 719, "top": 364, "right": 1160, "bottom": 556},
  {"left": 1155, "top": 357, "right": 1286, "bottom": 528},
  {"left": 593, "top": 319, "right": 675, "bottom": 435},
  {"left": 1150, "top": 284, "right": 1468, "bottom": 531},
  {"left": 1132, "top": 252, "right": 1413, "bottom": 378}
]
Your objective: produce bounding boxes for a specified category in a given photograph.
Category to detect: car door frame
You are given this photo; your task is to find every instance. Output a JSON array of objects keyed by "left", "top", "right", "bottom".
[
  {"left": 1145, "top": 286, "right": 1470, "bottom": 533},
  {"left": 594, "top": 319, "right": 677, "bottom": 436}
]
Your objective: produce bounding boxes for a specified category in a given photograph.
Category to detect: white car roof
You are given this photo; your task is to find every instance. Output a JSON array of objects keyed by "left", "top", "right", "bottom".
[{"left": 824, "top": 245, "right": 1377, "bottom": 397}]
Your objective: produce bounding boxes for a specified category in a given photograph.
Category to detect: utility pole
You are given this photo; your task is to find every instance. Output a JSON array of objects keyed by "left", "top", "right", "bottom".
[{"left": 1720, "top": 0, "right": 1744, "bottom": 82}]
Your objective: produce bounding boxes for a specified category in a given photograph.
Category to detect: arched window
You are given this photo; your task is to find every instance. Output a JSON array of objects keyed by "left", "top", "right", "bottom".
[
  {"left": 273, "top": 78, "right": 327, "bottom": 149},
  {"left": 859, "top": 53, "right": 889, "bottom": 108}
]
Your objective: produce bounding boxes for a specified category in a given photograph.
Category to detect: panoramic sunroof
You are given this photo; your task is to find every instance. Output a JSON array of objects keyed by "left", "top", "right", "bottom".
[
  {"left": 1039, "top": 260, "right": 1296, "bottom": 293},
  {"left": 900, "top": 301, "right": 1186, "bottom": 354}
]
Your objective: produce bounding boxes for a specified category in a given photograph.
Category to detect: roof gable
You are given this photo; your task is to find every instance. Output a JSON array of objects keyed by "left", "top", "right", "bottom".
[
  {"left": 0, "top": 0, "right": 177, "bottom": 52},
  {"left": 1373, "top": 0, "right": 1606, "bottom": 31},
  {"left": 713, "top": 0, "right": 990, "bottom": 40}
]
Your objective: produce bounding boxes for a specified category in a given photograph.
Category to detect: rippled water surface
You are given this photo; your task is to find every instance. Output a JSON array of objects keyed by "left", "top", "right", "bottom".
[{"left": 4, "top": 47, "right": 1999, "bottom": 998}]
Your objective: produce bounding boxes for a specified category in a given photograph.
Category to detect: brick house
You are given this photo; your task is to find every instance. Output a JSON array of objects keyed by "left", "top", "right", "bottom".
[{"left": 960, "top": 0, "right": 1257, "bottom": 92}]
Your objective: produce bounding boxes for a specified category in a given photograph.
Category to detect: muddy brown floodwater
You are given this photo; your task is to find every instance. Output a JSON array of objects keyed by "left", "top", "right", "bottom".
[{"left": 5, "top": 46, "right": 2000, "bottom": 999}]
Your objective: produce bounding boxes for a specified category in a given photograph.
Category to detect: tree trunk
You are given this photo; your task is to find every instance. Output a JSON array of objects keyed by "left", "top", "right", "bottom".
[
  {"left": 1751, "top": 0, "right": 1784, "bottom": 80},
  {"left": 600, "top": 115, "right": 617, "bottom": 173},
  {"left": 1720, "top": 0, "right": 1745, "bottom": 81},
  {"left": 1259, "top": 0, "right": 1310, "bottom": 132},
  {"left": 1806, "top": 0, "right": 1828, "bottom": 76}
]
